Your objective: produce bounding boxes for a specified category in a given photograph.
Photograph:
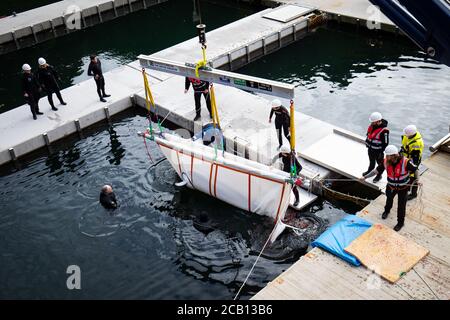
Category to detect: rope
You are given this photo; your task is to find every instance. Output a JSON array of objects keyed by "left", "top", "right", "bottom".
[
  {"left": 412, "top": 267, "right": 440, "bottom": 300},
  {"left": 142, "top": 134, "right": 154, "bottom": 163},
  {"left": 233, "top": 220, "right": 279, "bottom": 300}
]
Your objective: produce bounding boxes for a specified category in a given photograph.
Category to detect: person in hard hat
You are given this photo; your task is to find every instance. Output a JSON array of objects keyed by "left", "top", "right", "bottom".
[
  {"left": 269, "top": 99, "right": 291, "bottom": 150},
  {"left": 36, "top": 57, "right": 66, "bottom": 111},
  {"left": 400, "top": 124, "right": 424, "bottom": 200},
  {"left": 99, "top": 184, "right": 117, "bottom": 209},
  {"left": 87, "top": 55, "right": 111, "bottom": 102},
  {"left": 363, "top": 112, "right": 390, "bottom": 183},
  {"left": 184, "top": 77, "right": 212, "bottom": 121},
  {"left": 360, "top": 145, "right": 418, "bottom": 231},
  {"left": 21, "top": 63, "right": 43, "bottom": 120},
  {"left": 271, "top": 145, "right": 303, "bottom": 207}
]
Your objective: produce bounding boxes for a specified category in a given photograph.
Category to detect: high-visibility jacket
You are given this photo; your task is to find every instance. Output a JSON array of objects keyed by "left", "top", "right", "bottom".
[
  {"left": 366, "top": 122, "right": 389, "bottom": 151},
  {"left": 385, "top": 157, "right": 411, "bottom": 188},
  {"left": 401, "top": 131, "right": 424, "bottom": 163}
]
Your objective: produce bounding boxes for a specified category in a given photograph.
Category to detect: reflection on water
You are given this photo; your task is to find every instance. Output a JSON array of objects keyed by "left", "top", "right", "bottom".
[{"left": 240, "top": 26, "right": 450, "bottom": 158}]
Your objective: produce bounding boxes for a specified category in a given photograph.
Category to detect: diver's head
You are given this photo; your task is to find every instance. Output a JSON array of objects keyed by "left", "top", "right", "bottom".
[{"left": 101, "top": 184, "right": 113, "bottom": 194}]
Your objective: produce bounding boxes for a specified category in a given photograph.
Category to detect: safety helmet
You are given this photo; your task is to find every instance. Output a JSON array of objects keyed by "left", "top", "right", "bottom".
[
  {"left": 22, "top": 63, "right": 31, "bottom": 71},
  {"left": 403, "top": 124, "right": 417, "bottom": 136},
  {"left": 384, "top": 145, "right": 399, "bottom": 156},
  {"left": 369, "top": 112, "right": 382, "bottom": 123},
  {"left": 272, "top": 99, "right": 282, "bottom": 108},
  {"left": 38, "top": 57, "right": 46, "bottom": 66},
  {"left": 279, "top": 145, "right": 290, "bottom": 154}
]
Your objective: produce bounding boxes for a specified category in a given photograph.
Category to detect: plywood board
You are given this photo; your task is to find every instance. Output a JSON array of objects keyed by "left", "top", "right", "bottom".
[{"left": 345, "top": 224, "right": 430, "bottom": 283}]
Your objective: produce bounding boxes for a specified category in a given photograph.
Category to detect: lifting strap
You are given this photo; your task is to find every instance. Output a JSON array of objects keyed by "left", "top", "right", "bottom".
[
  {"left": 142, "top": 68, "right": 162, "bottom": 138},
  {"left": 209, "top": 84, "right": 225, "bottom": 160},
  {"left": 289, "top": 100, "right": 297, "bottom": 179}
]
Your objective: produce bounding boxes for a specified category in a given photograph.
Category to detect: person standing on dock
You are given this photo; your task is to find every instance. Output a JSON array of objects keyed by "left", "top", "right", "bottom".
[
  {"left": 400, "top": 124, "right": 424, "bottom": 200},
  {"left": 37, "top": 57, "right": 67, "bottom": 111},
  {"left": 87, "top": 55, "right": 111, "bottom": 103},
  {"left": 360, "top": 145, "right": 418, "bottom": 231},
  {"left": 269, "top": 99, "right": 291, "bottom": 150},
  {"left": 184, "top": 77, "right": 212, "bottom": 121},
  {"left": 271, "top": 145, "right": 303, "bottom": 207},
  {"left": 363, "top": 112, "right": 390, "bottom": 183},
  {"left": 21, "top": 63, "right": 43, "bottom": 120}
]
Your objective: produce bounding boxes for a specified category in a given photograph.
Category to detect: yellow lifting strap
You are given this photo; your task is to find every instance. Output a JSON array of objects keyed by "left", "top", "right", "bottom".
[
  {"left": 209, "top": 84, "right": 221, "bottom": 129},
  {"left": 142, "top": 68, "right": 155, "bottom": 112},
  {"left": 195, "top": 46, "right": 208, "bottom": 78},
  {"left": 289, "top": 100, "right": 296, "bottom": 151}
]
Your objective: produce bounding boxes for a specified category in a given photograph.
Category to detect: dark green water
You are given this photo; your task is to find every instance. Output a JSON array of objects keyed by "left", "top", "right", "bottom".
[
  {"left": 239, "top": 24, "right": 450, "bottom": 158},
  {"left": 1, "top": 1, "right": 449, "bottom": 300}
]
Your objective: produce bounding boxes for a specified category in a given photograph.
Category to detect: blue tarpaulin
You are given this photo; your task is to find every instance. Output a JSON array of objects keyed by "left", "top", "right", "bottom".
[{"left": 311, "top": 214, "right": 372, "bottom": 266}]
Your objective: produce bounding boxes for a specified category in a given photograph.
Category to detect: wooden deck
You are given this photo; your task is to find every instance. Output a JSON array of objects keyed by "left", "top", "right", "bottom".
[{"left": 253, "top": 149, "right": 450, "bottom": 300}]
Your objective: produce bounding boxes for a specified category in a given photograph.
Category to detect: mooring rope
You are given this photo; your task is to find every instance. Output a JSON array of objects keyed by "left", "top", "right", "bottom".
[{"left": 233, "top": 220, "right": 279, "bottom": 300}]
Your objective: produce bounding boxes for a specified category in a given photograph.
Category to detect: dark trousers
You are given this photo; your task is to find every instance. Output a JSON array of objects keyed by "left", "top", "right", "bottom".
[
  {"left": 27, "top": 94, "right": 40, "bottom": 116},
  {"left": 384, "top": 186, "right": 408, "bottom": 224},
  {"left": 367, "top": 149, "right": 384, "bottom": 175},
  {"left": 293, "top": 185, "right": 299, "bottom": 203},
  {"left": 95, "top": 76, "right": 106, "bottom": 99},
  {"left": 275, "top": 120, "right": 290, "bottom": 146},
  {"left": 409, "top": 176, "right": 419, "bottom": 196},
  {"left": 194, "top": 91, "right": 212, "bottom": 116},
  {"left": 45, "top": 85, "right": 64, "bottom": 107}
]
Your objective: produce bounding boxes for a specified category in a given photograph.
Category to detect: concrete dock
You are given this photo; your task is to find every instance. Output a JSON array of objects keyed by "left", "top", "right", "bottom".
[
  {"left": 0, "top": 0, "right": 167, "bottom": 55},
  {"left": 253, "top": 141, "right": 450, "bottom": 300},
  {"left": 272, "top": 0, "right": 397, "bottom": 32}
]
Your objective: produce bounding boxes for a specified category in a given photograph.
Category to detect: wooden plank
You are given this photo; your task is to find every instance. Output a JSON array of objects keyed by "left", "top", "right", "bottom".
[{"left": 345, "top": 224, "right": 430, "bottom": 283}]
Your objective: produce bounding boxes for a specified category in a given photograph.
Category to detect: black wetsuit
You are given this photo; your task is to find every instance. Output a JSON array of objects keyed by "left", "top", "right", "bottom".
[
  {"left": 185, "top": 77, "right": 211, "bottom": 117},
  {"left": 269, "top": 106, "right": 291, "bottom": 147},
  {"left": 279, "top": 153, "right": 303, "bottom": 203},
  {"left": 22, "top": 72, "right": 41, "bottom": 117},
  {"left": 37, "top": 65, "right": 64, "bottom": 108},
  {"left": 100, "top": 191, "right": 117, "bottom": 209},
  {"left": 365, "top": 119, "right": 389, "bottom": 176},
  {"left": 88, "top": 59, "right": 107, "bottom": 99}
]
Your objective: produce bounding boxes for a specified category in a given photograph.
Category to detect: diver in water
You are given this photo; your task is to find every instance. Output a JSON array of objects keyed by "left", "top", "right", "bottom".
[{"left": 99, "top": 185, "right": 117, "bottom": 209}]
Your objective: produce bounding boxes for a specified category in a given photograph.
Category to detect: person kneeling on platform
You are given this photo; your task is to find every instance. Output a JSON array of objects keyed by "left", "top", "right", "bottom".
[
  {"left": 100, "top": 184, "right": 117, "bottom": 209},
  {"left": 271, "top": 145, "right": 303, "bottom": 207},
  {"left": 360, "top": 145, "right": 418, "bottom": 232}
]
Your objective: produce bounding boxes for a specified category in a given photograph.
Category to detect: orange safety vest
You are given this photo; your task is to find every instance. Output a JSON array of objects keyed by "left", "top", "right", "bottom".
[
  {"left": 385, "top": 157, "right": 410, "bottom": 188},
  {"left": 366, "top": 125, "right": 388, "bottom": 150}
]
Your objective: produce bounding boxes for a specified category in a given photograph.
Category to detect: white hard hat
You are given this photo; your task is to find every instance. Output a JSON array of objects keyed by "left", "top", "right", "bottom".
[
  {"left": 279, "top": 145, "right": 290, "bottom": 153},
  {"left": 272, "top": 99, "right": 282, "bottom": 108},
  {"left": 384, "top": 145, "right": 399, "bottom": 156},
  {"left": 22, "top": 63, "right": 31, "bottom": 71},
  {"left": 369, "top": 112, "right": 382, "bottom": 122},
  {"left": 403, "top": 124, "right": 417, "bottom": 136},
  {"left": 38, "top": 57, "right": 46, "bottom": 66}
]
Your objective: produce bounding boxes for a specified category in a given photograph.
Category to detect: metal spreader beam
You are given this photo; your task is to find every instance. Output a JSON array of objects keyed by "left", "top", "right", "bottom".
[{"left": 138, "top": 55, "right": 295, "bottom": 99}]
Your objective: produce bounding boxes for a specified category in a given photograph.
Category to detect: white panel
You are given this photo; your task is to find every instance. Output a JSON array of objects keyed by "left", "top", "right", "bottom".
[
  {"left": 191, "top": 157, "right": 212, "bottom": 195},
  {"left": 215, "top": 166, "right": 249, "bottom": 212},
  {"left": 263, "top": 5, "right": 314, "bottom": 23},
  {"left": 250, "top": 175, "right": 285, "bottom": 219},
  {"left": 300, "top": 133, "right": 388, "bottom": 190}
]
